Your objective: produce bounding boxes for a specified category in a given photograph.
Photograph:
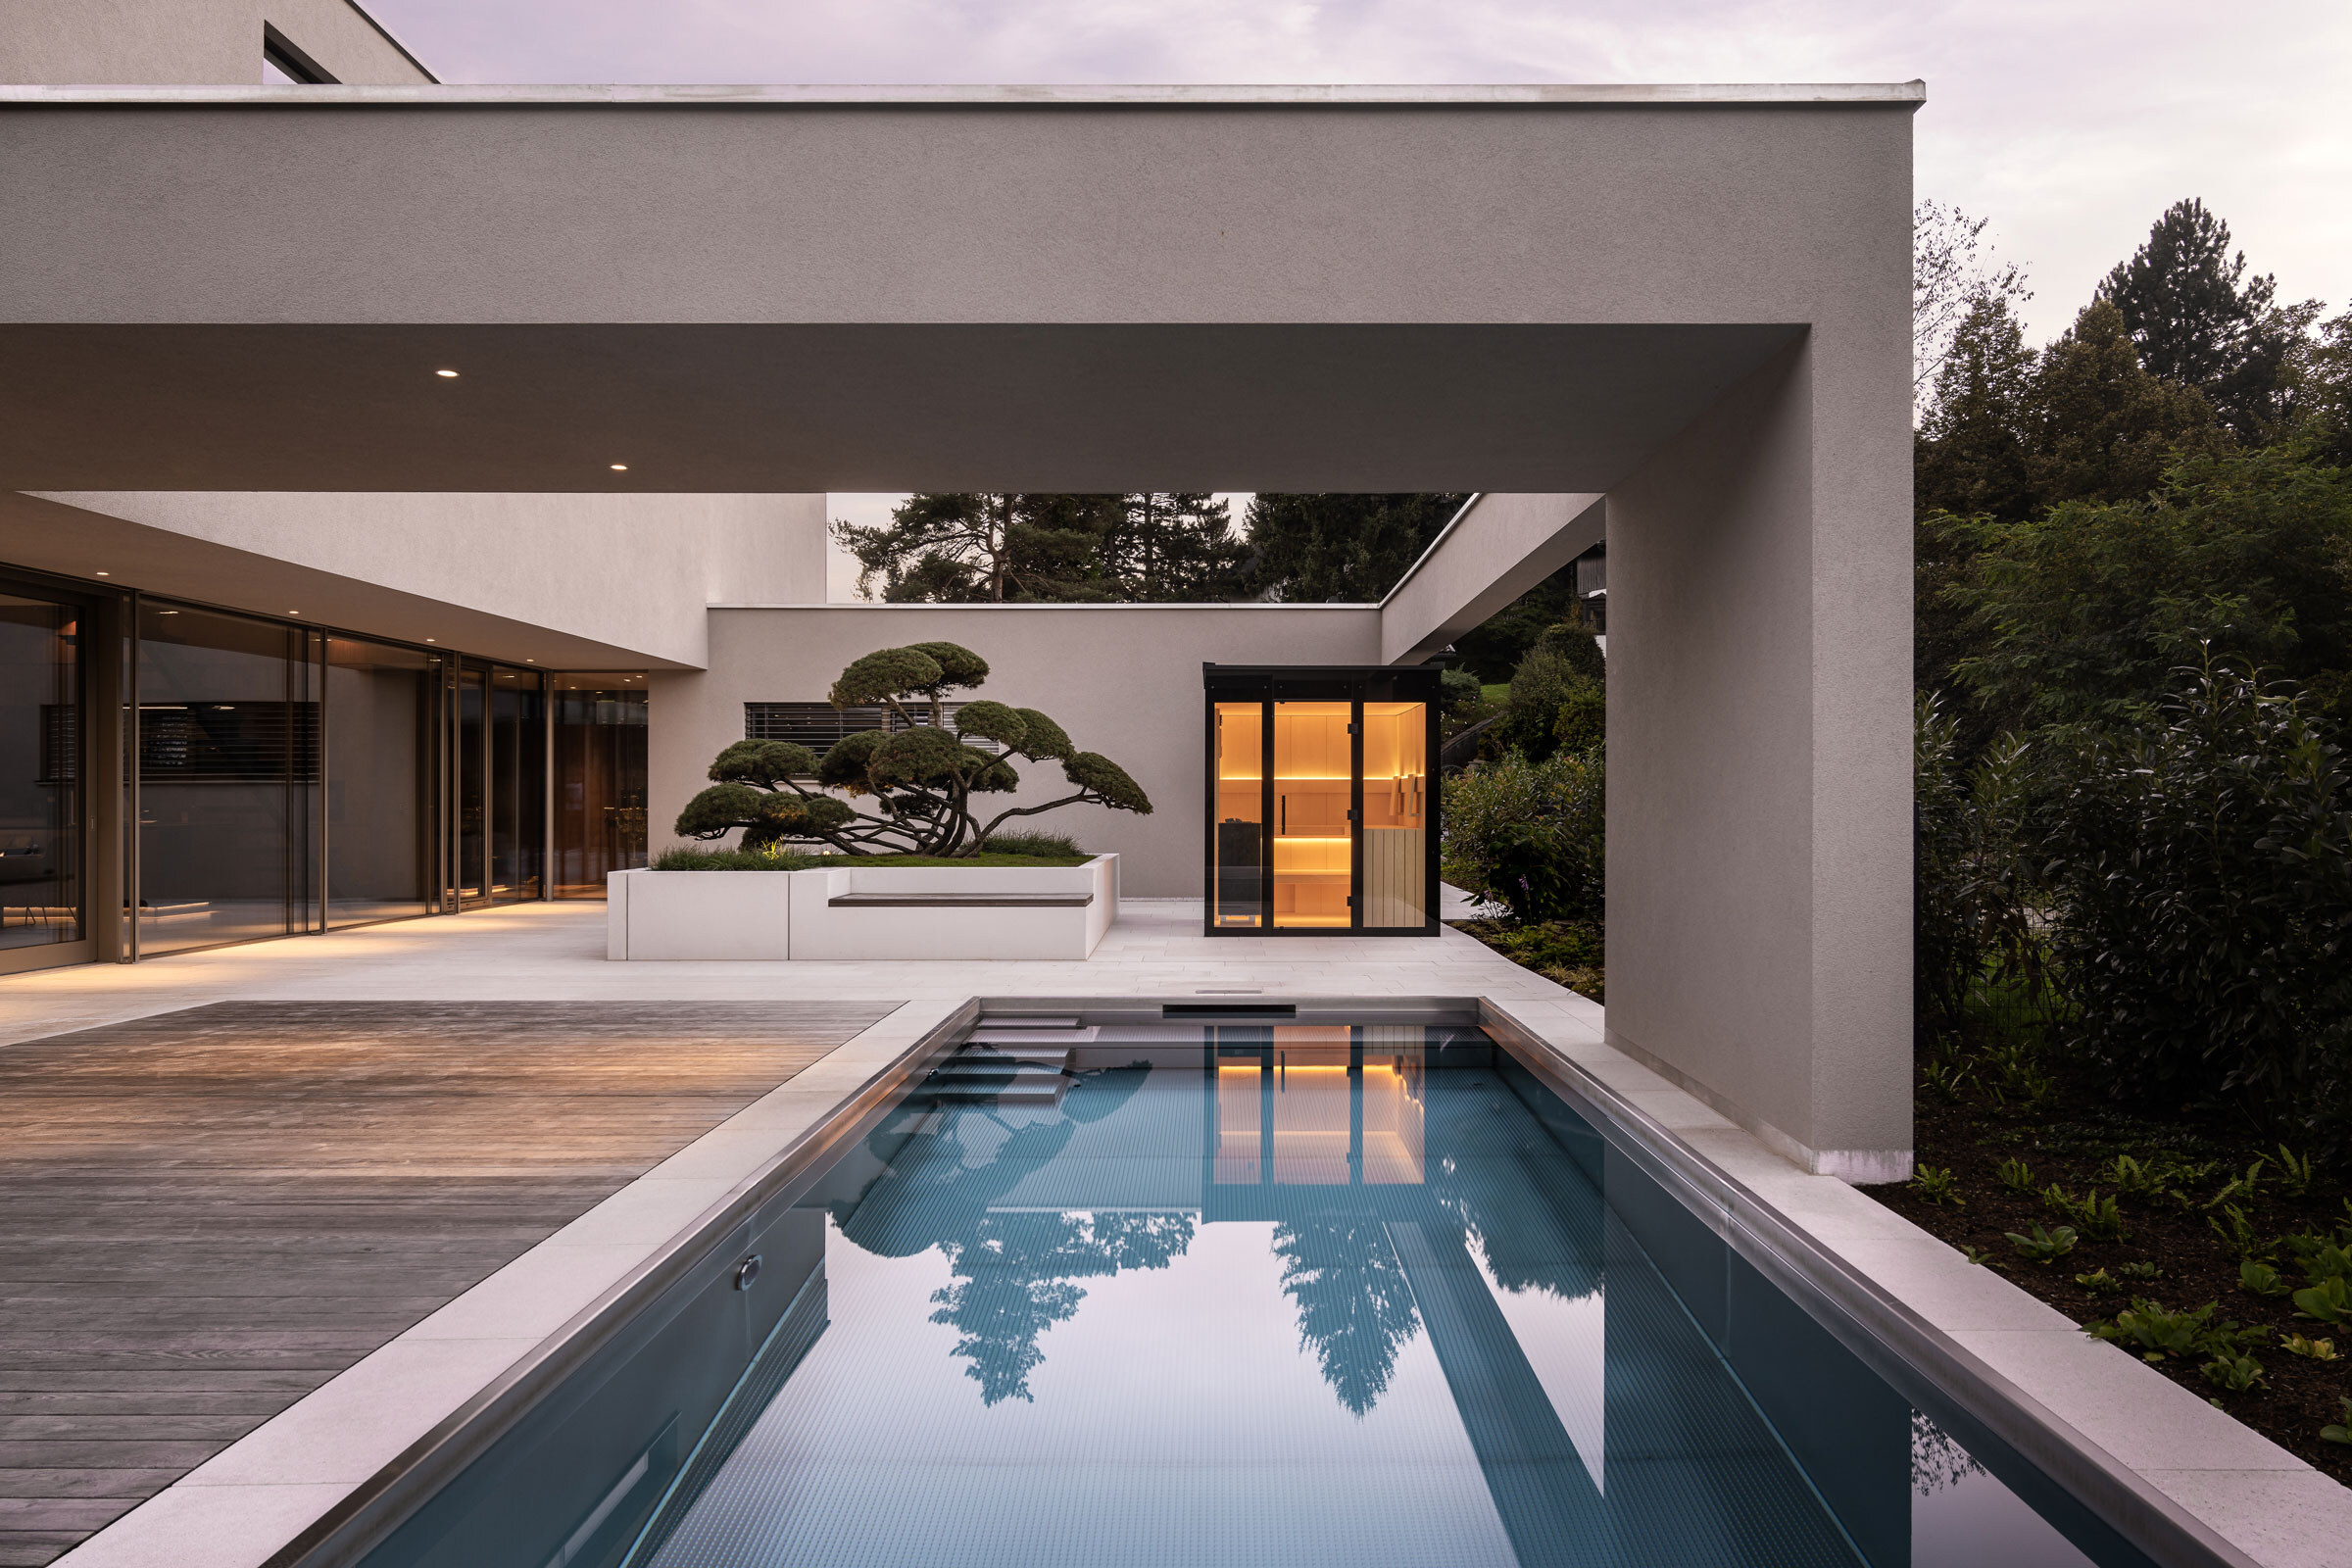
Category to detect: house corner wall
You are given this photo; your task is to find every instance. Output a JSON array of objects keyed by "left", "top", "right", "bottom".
[{"left": 1605, "top": 336, "right": 1913, "bottom": 1179}]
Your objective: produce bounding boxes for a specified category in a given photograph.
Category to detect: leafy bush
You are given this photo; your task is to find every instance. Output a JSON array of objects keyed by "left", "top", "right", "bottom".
[
  {"left": 1915, "top": 694, "right": 2047, "bottom": 1041},
  {"left": 1491, "top": 624, "right": 1605, "bottom": 762},
  {"left": 2034, "top": 660, "right": 2352, "bottom": 1139},
  {"left": 1442, "top": 748, "right": 1604, "bottom": 923},
  {"left": 671, "top": 642, "right": 1151, "bottom": 858},
  {"left": 1455, "top": 917, "right": 1605, "bottom": 1002}
]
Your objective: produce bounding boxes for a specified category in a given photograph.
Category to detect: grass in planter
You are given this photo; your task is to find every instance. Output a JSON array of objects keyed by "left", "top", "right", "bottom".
[
  {"left": 1867, "top": 1029, "right": 2352, "bottom": 1480},
  {"left": 651, "top": 845, "right": 1090, "bottom": 871}
]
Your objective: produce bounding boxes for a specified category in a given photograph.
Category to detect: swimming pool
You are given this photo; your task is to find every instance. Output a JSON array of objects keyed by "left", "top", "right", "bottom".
[{"left": 345, "top": 1005, "right": 2207, "bottom": 1568}]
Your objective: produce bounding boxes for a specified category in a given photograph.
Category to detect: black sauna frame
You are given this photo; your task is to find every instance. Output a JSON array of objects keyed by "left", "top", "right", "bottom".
[{"left": 1201, "top": 663, "right": 1445, "bottom": 938}]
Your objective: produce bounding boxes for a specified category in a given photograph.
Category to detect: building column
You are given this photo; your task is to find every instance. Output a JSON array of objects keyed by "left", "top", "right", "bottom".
[{"left": 1602, "top": 333, "right": 1913, "bottom": 1181}]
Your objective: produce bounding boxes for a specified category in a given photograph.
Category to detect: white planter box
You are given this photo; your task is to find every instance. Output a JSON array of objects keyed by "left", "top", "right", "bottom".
[
  {"left": 606, "top": 868, "right": 792, "bottom": 960},
  {"left": 608, "top": 855, "right": 1116, "bottom": 961}
]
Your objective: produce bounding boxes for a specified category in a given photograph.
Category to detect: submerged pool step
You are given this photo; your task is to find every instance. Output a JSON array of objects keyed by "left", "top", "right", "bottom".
[{"left": 921, "top": 1046, "right": 1075, "bottom": 1104}]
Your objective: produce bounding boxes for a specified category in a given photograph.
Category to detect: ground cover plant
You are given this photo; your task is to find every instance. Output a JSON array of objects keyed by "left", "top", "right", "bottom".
[
  {"left": 1871, "top": 1052, "right": 2352, "bottom": 1476},
  {"left": 670, "top": 643, "right": 1150, "bottom": 858}
]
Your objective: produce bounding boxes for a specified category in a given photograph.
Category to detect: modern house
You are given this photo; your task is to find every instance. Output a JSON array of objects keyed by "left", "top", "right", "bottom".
[
  {"left": 3, "top": 7, "right": 1914, "bottom": 1160},
  {"left": 16, "top": 11, "right": 2351, "bottom": 1568}
]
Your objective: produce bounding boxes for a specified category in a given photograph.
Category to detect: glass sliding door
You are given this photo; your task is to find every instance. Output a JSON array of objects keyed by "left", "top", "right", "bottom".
[
  {"left": 1359, "top": 700, "right": 1431, "bottom": 929},
  {"left": 553, "top": 674, "right": 647, "bottom": 898},
  {"left": 325, "top": 637, "right": 438, "bottom": 926},
  {"left": 489, "top": 667, "right": 544, "bottom": 902},
  {"left": 452, "top": 665, "right": 487, "bottom": 905},
  {"left": 136, "top": 604, "right": 316, "bottom": 955},
  {"left": 1210, "top": 700, "right": 1264, "bottom": 928},
  {"left": 1271, "top": 700, "right": 1353, "bottom": 928},
  {"left": 0, "top": 588, "right": 83, "bottom": 956}
]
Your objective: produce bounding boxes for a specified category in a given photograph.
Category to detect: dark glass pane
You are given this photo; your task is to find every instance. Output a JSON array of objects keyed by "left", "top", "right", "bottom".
[
  {"left": 138, "top": 604, "right": 298, "bottom": 954},
  {"left": 554, "top": 674, "right": 648, "bottom": 898},
  {"left": 326, "top": 638, "right": 436, "bottom": 926},
  {"left": 490, "top": 668, "right": 543, "bottom": 901},
  {"left": 0, "top": 592, "right": 81, "bottom": 950},
  {"left": 457, "top": 668, "right": 486, "bottom": 902}
]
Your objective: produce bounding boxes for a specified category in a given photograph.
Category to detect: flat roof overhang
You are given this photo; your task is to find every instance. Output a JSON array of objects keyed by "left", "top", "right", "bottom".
[{"left": 0, "top": 83, "right": 1921, "bottom": 492}]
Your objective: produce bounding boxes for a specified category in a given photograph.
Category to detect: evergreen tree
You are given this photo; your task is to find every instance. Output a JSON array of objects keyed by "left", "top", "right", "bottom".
[
  {"left": 1916, "top": 291, "right": 2039, "bottom": 522},
  {"left": 2279, "top": 307, "right": 2352, "bottom": 466},
  {"left": 1243, "top": 493, "right": 1470, "bottom": 602},
  {"left": 834, "top": 493, "right": 1122, "bottom": 602},
  {"left": 2026, "top": 298, "right": 2225, "bottom": 509},
  {"left": 1099, "top": 492, "right": 1250, "bottom": 601},
  {"left": 2100, "top": 198, "right": 2286, "bottom": 437}
]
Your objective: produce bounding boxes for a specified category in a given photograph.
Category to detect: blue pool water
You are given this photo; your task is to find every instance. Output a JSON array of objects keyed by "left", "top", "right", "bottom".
[{"left": 612, "top": 1023, "right": 2131, "bottom": 1568}]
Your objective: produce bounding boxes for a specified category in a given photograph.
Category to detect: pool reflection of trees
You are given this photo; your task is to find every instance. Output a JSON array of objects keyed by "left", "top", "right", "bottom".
[{"left": 832, "top": 1054, "right": 1604, "bottom": 1414}]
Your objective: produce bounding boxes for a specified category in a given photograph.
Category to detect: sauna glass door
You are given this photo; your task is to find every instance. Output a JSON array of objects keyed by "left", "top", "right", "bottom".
[{"left": 1272, "top": 700, "right": 1353, "bottom": 928}]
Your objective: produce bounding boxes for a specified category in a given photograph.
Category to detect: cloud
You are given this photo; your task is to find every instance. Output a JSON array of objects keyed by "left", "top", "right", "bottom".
[{"left": 370, "top": 0, "right": 2352, "bottom": 342}]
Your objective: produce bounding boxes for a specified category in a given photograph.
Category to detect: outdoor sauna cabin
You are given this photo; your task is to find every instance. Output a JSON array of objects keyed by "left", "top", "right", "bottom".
[{"left": 1201, "top": 664, "right": 1443, "bottom": 936}]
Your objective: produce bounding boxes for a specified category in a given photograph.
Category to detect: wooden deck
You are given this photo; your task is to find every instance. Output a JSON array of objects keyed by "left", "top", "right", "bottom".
[{"left": 0, "top": 1000, "right": 896, "bottom": 1567}]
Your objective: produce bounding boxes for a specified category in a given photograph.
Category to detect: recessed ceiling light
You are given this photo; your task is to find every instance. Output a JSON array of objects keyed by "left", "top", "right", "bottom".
[
  {"left": 610, "top": 463, "right": 628, "bottom": 471},
  {"left": 435, "top": 368, "right": 459, "bottom": 378},
  {"left": 288, "top": 610, "right": 301, "bottom": 615},
  {"left": 94, "top": 570, "right": 110, "bottom": 576}
]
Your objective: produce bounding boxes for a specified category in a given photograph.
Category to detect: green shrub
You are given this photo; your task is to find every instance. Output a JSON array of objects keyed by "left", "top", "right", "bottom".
[
  {"left": 1442, "top": 748, "right": 1604, "bottom": 923},
  {"left": 1914, "top": 695, "right": 2048, "bottom": 1042},
  {"left": 1488, "top": 623, "right": 1605, "bottom": 762},
  {"left": 2035, "top": 661, "right": 2352, "bottom": 1141}
]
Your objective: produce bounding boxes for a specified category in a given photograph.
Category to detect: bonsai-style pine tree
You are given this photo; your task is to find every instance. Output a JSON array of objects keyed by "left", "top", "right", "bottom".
[{"left": 670, "top": 641, "right": 1152, "bottom": 857}]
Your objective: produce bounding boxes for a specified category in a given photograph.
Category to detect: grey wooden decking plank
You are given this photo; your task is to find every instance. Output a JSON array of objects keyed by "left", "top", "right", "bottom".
[{"left": 0, "top": 999, "right": 895, "bottom": 1563}]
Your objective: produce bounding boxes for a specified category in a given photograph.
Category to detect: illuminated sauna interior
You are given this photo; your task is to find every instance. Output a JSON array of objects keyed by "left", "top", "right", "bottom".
[
  {"left": 1209, "top": 698, "right": 1429, "bottom": 930},
  {"left": 1271, "top": 702, "right": 1352, "bottom": 927},
  {"left": 1213, "top": 1027, "right": 1427, "bottom": 1185}
]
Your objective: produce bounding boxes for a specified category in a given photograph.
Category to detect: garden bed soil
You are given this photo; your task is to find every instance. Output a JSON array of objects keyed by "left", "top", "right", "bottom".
[{"left": 1865, "top": 1081, "right": 2352, "bottom": 1480}]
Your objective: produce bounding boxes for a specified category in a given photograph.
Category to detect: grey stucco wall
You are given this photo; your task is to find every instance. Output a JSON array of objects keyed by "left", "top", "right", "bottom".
[
  {"left": 655, "top": 606, "right": 1385, "bottom": 896},
  {"left": 1, "top": 0, "right": 431, "bottom": 85},
  {"left": 12, "top": 491, "right": 826, "bottom": 667},
  {"left": 1607, "top": 334, "right": 1913, "bottom": 1177}
]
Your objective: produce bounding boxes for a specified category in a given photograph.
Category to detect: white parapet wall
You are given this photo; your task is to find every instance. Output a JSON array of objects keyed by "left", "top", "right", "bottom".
[{"left": 608, "top": 856, "right": 1117, "bottom": 961}]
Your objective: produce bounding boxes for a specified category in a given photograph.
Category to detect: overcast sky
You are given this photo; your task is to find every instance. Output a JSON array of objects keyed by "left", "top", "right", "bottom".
[{"left": 369, "top": 0, "right": 2350, "bottom": 344}]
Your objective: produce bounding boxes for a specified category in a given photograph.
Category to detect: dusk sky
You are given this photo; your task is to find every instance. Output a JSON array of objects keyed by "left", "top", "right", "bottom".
[{"left": 366, "top": 0, "right": 2352, "bottom": 346}]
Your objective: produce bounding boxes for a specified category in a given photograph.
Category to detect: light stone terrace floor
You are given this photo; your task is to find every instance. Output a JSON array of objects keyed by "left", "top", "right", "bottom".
[{"left": 6, "top": 900, "right": 2343, "bottom": 1568}]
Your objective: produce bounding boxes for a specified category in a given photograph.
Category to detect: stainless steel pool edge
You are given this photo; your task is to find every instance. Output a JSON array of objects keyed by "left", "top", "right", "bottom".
[
  {"left": 1476, "top": 998, "right": 2261, "bottom": 1568},
  {"left": 265, "top": 999, "right": 979, "bottom": 1568}
]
